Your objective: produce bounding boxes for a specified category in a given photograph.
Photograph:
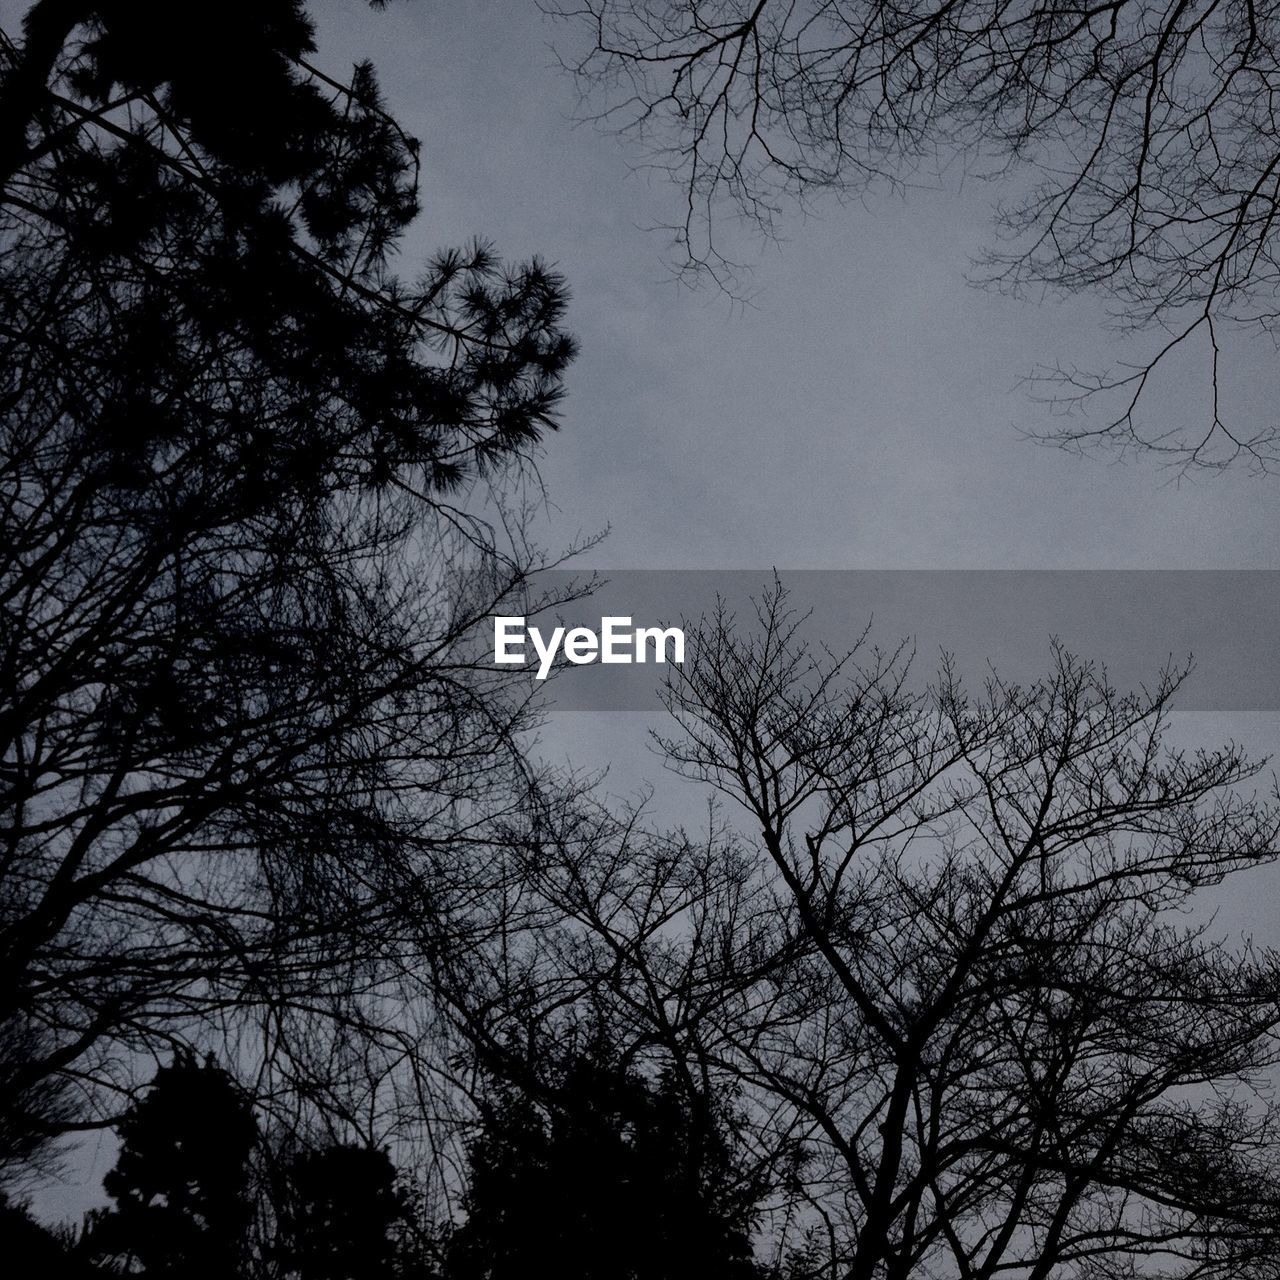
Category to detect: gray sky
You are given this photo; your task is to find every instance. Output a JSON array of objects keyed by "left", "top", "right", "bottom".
[{"left": 314, "top": 0, "right": 1280, "bottom": 572}]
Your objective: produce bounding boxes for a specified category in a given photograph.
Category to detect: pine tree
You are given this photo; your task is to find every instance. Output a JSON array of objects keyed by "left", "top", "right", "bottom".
[
  {"left": 277, "top": 1144, "right": 406, "bottom": 1280},
  {"left": 446, "top": 1046, "right": 766, "bottom": 1280},
  {"left": 0, "top": 0, "right": 577, "bottom": 1153}
]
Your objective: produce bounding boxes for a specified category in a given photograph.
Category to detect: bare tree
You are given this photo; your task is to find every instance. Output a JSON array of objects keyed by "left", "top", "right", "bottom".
[
  {"left": 497, "top": 585, "right": 1280, "bottom": 1278},
  {"left": 548, "top": 0, "right": 1280, "bottom": 471}
]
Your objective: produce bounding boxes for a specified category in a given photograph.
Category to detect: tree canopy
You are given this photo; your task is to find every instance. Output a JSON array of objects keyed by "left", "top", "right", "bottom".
[
  {"left": 445, "top": 1042, "right": 766, "bottom": 1280},
  {"left": 499, "top": 585, "right": 1280, "bottom": 1278},
  {"left": 276, "top": 1143, "right": 407, "bottom": 1280},
  {"left": 84, "top": 1053, "right": 258, "bottom": 1278},
  {"left": 0, "top": 0, "right": 578, "bottom": 1170}
]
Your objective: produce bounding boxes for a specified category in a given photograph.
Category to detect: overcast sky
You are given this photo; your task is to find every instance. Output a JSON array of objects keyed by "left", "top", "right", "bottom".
[
  {"left": 314, "top": 0, "right": 1280, "bottom": 573},
  {"left": 303, "top": 5, "right": 1280, "bottom": 780},
  {"left": 305, "top": 0, "right": 1280, "bottom": 942}
]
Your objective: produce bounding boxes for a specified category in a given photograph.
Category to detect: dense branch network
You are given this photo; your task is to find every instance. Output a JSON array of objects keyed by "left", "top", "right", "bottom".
[
  {"left": 476, "top": 584, "right": 1280, "bottom": 1278},
  {"left": 0, "top": 0, "right": 587, "bottom": 1170}
]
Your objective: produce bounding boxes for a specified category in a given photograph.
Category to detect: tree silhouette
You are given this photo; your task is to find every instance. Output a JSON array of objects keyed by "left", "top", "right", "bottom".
[
  {"left": 551, "top": 0, "right": 1280, "bottom": 471},
  {"left": 0, "top": 1191, "right": 95, "bottom": 1274},
  {"left": 0, "top": 0, "right": 580, "bottom": 1160},
  {"left": 85, "top": 1053, "right": 258, "bottom": 1278},
  {"left": 276, "top": 1143, "right": 406, "bottom": 1280},
  {"left": 0, "top": 1012, "right": 78, "bottom": 1193},
  {"left": 495, "top": 584, "right": 1280, "bottom": 1280},
  {"left": 444, "top": 1041, "right": 766, "bottom": 1280}
]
